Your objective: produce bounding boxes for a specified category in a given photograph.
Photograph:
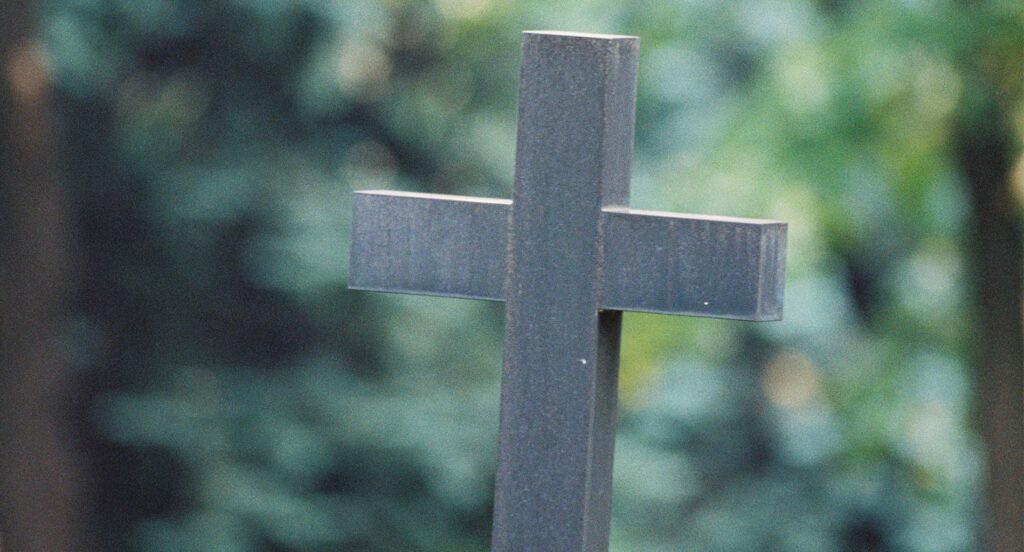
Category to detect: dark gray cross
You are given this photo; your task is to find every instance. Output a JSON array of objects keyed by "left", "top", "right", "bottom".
[{"left": 349, "top": 31, "right": 786, "bottom": 552}]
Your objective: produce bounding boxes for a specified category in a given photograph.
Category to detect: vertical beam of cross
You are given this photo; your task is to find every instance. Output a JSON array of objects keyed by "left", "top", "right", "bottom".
[{"left": 491, "top": 32, "right": 637, "bottom": 551}]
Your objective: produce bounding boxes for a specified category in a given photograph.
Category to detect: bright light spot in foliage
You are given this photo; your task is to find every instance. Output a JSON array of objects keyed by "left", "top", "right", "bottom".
[{"left": 763, "top": 351, "right": 822, "bottom": 409}]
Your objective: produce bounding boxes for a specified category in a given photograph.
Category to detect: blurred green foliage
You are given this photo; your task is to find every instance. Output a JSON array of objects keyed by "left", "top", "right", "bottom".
[{"left": 42, "top": 0, "right": 1024, "bottom": 550}]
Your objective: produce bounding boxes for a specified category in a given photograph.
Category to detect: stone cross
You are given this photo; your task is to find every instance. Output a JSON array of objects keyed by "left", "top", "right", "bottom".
[{"left": 349, "top": 31, "right": 786, "bottom": 552}]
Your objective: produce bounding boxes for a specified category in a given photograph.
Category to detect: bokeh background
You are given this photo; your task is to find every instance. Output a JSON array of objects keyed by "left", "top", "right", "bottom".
[{"left": 2, "top": 0, "right": 1024, "bottom": 550}]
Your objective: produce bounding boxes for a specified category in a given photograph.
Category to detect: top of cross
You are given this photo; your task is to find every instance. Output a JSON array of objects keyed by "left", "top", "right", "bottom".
[{"left": 526, "top": 30, "right": 637, "bottom": 41}]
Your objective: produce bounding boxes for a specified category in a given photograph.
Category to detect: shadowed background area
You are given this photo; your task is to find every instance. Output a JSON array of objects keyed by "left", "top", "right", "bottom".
[{"left": 2, "top": 1, "right": 1023, "bottom": 551}]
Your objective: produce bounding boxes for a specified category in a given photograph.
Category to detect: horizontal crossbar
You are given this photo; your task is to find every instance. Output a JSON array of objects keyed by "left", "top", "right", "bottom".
[{"left": 349, "top": 190, "right": 786, "bottom": 320}]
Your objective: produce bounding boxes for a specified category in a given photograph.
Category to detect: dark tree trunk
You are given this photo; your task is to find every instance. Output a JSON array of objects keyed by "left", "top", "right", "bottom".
[
  {"left": 0, "top": 1, "right": 83, "bottom": 550},
  {"left": 956, "top": 99, "right": 1024, "bottom": 552}
]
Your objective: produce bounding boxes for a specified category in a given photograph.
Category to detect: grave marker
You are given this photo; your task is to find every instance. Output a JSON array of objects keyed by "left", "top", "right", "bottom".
[{"left": 350, "top": 30, "right": 787, "bottom": 552}]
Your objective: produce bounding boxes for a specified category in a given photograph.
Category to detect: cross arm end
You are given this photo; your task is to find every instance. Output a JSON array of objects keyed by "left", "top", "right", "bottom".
[
  {"left": 349, "top": 190, "right": 509, "bottom": 302},
  {"left": 600, "top": 209, "right": 787, "bottom": 321}
]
